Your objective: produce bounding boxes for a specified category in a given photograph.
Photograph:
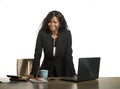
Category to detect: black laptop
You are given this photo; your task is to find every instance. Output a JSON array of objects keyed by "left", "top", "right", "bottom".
[{"left": 61, "top": 57, "right": 100, "bottom": 82}]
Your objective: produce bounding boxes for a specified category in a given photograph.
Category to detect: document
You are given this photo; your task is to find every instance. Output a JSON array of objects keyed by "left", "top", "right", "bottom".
[{"left": 0, "top": 77, "right": 10, "bottom": 83}]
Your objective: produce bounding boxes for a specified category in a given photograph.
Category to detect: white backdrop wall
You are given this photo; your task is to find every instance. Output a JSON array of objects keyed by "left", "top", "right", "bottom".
[{"left": 0, "top": 0, "right": 120, "bottom": 77}]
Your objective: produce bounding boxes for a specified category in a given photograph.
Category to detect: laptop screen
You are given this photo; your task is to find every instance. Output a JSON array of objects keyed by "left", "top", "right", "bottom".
[{"left": 77, "top": 57, "right": 100, "bottom": 81}]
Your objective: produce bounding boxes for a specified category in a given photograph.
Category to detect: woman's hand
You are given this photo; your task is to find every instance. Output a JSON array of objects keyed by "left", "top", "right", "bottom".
[{"left": 21, "top": 75, "right": 34, "bottom": 80}]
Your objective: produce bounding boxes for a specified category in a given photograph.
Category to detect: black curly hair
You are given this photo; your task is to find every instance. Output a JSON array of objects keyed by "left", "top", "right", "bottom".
[{"left": 40, "top": 10, "right": 68, "bottom": 33}]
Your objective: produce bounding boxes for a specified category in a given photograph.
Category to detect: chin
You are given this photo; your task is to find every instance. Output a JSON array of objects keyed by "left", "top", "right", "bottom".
[{"left": 50, "top": 29, "right": 56, "bottom": 32}]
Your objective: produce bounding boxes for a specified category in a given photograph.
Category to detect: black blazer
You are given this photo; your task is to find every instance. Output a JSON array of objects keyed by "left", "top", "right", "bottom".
[{"left": 31, "top": 30, "right": 76, "bottom": 77}]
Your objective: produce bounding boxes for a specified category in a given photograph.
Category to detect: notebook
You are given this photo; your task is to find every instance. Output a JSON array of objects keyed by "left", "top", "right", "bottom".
[{"left": 60, "top": 57, "right": 100, "bottom": 82}]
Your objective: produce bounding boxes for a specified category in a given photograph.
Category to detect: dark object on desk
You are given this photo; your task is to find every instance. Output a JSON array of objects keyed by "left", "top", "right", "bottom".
[
  {"left": 7, "top": 75, "right": 22, "bottom": 78},
  {"left": 61, "top": 57, "right": 100, "bottom": 82},
  {"left": 7, "top": 75, "right": 28, "bottom": 81},
  {"left": 48, "top": 78, "right": 55, "bottom": 81}
]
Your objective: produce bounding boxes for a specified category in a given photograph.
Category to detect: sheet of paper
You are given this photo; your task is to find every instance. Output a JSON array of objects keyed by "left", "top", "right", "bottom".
[{"left": 0, "top": 77, "right": 10, "bottom": 83}]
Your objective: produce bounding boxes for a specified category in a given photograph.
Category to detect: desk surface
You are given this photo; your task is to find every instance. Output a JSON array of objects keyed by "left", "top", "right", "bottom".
[{"left": 0, "top": 77, "right": 120, "bottom": 89}]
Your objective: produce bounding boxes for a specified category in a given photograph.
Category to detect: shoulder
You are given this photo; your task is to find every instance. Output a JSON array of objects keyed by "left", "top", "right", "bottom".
[
  {"left": 59, "top": 30, "right": 72, "bottom": 40},
  {"left": 36, "top": 31, "right": 47, "bottom": 40},
  {"left": 38, "top": 30, "right": 48, "bottom": 37},
  {"left": 61, "top": 29, "right": 71, "bottom": 35},
  {"left": 38, "top": 30, "right": 45, "bottom": 34},
  {"left": 64, "top": 30, "right": 72, "bottom": 37}
]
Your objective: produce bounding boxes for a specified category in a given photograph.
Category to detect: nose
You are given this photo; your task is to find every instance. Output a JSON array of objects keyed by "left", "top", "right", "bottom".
[{"left": 51, "top": 22, "right": 55, "bottom": 26}]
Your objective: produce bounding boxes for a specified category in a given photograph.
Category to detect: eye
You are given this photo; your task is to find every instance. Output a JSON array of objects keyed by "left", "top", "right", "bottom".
[{"left": 54, "top": 21, "right": 57, "bottom": 23}]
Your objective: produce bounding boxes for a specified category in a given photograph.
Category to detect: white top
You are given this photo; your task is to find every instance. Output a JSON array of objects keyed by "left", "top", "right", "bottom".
[{"left": 53, "top": 46, "right": 56, "bottom": 57}]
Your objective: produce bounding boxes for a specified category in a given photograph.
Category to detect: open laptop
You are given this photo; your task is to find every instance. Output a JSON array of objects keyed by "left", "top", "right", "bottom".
[{"left": 61, "top": 57, "right": 100, "bottom": 82}]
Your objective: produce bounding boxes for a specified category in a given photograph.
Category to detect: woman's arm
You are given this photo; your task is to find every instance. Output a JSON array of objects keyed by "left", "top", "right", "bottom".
[
  {"left": 65, "top": 30, "right": 76, "bottom": 76},
  {"left": 30, "top": 31, "right": 43, "bottom": 77}
]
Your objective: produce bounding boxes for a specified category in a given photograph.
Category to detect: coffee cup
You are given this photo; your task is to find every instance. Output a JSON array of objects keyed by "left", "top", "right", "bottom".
[{"left": 39, "top": 70, "right": 48, "bottom": 78}]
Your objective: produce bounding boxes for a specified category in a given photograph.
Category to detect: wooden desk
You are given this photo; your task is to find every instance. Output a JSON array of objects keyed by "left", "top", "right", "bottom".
[{"left": 0, "top": 77, "right": 120, "bottom": 89}]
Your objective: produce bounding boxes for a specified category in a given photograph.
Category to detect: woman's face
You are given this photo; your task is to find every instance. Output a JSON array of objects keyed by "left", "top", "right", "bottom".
[{"left": 48, "top": 16, "right": 60, "bottom": 32}]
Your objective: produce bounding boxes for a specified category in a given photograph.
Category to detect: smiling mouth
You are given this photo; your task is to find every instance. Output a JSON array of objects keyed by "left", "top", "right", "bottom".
[{"left": 50, "top": 26, "right": 57, "bottom": 30}]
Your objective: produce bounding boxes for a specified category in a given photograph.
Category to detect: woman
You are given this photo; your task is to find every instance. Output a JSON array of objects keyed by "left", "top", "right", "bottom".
[{"left": 30, "top": 10, "right": 76, "bottom": 77}]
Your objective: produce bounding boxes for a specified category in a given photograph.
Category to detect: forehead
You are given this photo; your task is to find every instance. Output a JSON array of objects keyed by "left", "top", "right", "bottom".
[{"left": 50, "top": 16, "right": 59, "bottom": 21}]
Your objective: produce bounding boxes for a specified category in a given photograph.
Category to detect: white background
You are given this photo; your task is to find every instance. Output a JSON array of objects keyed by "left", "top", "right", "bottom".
[{"left": 0, "top": 0, "right": 120, "bottom": 77}]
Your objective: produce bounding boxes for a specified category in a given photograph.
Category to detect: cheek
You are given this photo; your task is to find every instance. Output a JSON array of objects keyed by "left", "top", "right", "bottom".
[
  {"left": 56, "top": 23, "right": 60, "bottom": 28},
  {"left": 48, "top": 23, "right": 50, "bottom": 26}
]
